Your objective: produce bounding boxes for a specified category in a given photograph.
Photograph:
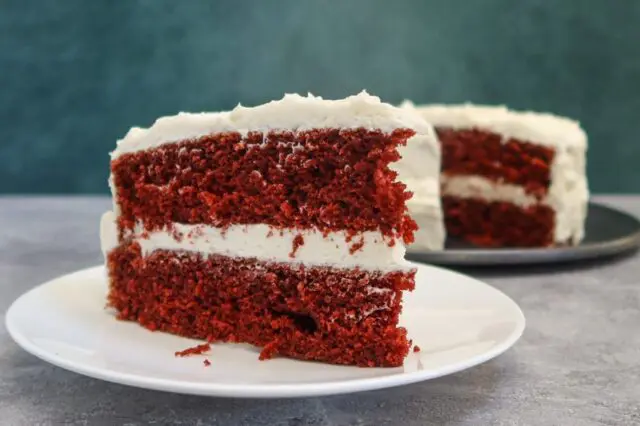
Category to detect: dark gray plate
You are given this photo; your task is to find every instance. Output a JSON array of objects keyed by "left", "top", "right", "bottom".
[{"left": 406, "top": 202, "right": 640, "bottom": 266}]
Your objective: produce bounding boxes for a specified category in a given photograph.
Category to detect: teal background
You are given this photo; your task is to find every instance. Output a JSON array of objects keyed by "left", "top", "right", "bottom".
[{"left": 1, "top": 0, "right": 639, "bottom": 194}]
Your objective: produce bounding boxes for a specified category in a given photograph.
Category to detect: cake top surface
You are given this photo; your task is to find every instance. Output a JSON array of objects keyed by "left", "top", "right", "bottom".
[
  {"left": 401, "top": 101, "right": 587, "bottom": 149},
  {"left": 111, "top": 91, "right": 432, "bottom": 158}
]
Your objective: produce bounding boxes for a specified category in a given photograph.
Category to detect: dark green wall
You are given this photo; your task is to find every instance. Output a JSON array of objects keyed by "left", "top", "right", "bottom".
[{"left": 2, "top": 0, "right": 639, "bottom": 193}]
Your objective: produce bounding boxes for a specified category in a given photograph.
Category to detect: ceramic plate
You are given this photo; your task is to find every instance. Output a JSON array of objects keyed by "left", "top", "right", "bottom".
[
  {"left": 6, "top": 264, "right": 525, "bottom": 398},
  {"left": 408, "top": 202, "right": 640, "bottom": 266}
]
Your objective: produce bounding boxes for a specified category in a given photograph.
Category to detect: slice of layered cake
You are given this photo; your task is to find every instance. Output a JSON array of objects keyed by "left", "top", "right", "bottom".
[
  {"left": 402, "top": 102, "right": 589, "bottom": 247},
  {"left": 100, "top": 92, "right": 442, "bottom": 367}
]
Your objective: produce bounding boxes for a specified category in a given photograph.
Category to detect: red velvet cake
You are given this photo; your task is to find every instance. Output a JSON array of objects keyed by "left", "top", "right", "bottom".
[
  {"left": 100, "top": 91, "right": 440, "bottom": 367},
  {"left": 401, "top": 103, "right": 589, "bottom": 248}
]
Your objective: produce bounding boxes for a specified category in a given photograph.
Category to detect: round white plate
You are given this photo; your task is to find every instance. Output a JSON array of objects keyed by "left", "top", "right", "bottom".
[{"left": 6, "top": 264, "right": 525, "bottom": 398}]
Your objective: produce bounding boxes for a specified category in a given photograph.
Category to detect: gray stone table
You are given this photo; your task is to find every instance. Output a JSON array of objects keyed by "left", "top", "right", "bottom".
[{"left": 1, "top": 196, "right": 639, "bottom": 426}]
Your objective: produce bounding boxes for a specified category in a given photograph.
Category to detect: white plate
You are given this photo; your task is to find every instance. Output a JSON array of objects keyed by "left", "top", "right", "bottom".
[{"left": 5, "top": 264, "right": 525, "bottom": 398}]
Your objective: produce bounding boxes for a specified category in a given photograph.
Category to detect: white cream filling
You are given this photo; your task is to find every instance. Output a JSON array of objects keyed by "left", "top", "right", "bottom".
[
  {"left": 100, "top": 211, "right": 412, "bottom": 272},
  {"left": 441, "top": 175, "right": 539, "bottom": 207},
  {"left": 392, "top": 123, "right": 445, "bottom": 251}
]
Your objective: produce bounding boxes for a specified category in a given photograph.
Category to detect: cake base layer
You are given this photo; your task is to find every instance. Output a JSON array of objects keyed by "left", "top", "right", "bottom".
[
  {"left": 442, "top": 196, "right": 555, "bottom": 247},
  {"left": 107, "top": 243, "right": 416, "bottom": 367}
]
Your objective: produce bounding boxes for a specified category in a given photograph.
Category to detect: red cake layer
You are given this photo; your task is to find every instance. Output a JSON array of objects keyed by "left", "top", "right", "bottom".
[
  {"left": 442, "top": 196, "right": 555, "bottom": 247},
  {"left": 437, "top": 128, "right": 555, "bottom": 197},
  {"left": 111, "top": 128, "right": 417, "bottom": 244},
  {"left": 107, "top": 242, "right": 416, "bottom": 367}
]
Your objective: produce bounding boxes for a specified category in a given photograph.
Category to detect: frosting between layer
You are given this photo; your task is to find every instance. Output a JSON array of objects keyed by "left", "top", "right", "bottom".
[
  {"left": 100, "top": 212, "right": 413, "bottom": 272},
  {"left": 441, "top": 174, "right": 540, "bottom": 207}
]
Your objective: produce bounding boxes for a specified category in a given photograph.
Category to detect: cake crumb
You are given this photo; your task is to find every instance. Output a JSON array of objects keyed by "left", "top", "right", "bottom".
[
  {"left": 413, "top": 345, "right": 421, "bottom": 353},
  {"left": 289, "top": 234, "right": 305, "bottom": 258},
  {"left": 203, "top": 359, "right": 211, "bottom": 367},
  {"left": 349, "top": 236, "right": 365, "bottom": 254},
  {"left": 174, "top": 342, "right": 211, "bottom": 357}
]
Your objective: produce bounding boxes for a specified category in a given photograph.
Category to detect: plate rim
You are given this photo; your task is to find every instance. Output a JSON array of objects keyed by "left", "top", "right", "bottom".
[
  {"left": 407, "top": 201, "right": 640, "bottom": 266},
  {"left": 5, "top": 264, "right": 525, "bottom": 398}
]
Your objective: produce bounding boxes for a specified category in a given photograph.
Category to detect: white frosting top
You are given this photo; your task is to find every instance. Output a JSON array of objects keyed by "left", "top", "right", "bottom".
[
  {"left": 112, "top": 91, "right": 433, "bottom": 158},
  {"left": 402, "top": 101, "right": 587, "bottom": 149},
  {"left": 100, "top": 212, "right": 412, "bottom": 272}
]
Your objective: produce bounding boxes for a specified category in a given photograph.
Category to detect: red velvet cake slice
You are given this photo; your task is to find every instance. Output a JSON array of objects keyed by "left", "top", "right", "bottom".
[
  {"left": 401, "top": 103, "right": 589, "bottom": 248},
  {"left": 100, "top": 91, "right": 438, "bottom": 367}
]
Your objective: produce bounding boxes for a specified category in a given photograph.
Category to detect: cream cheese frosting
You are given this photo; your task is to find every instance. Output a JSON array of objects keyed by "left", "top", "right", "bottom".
[
  {"left": 100, "top": 212, "right": 412, "bottom": 272},
  {"left": 392, "top": 119, "right": 445, "bottom": 251},
  {"left": 440, "top": 174, "right": 541, "bottom": 207}
]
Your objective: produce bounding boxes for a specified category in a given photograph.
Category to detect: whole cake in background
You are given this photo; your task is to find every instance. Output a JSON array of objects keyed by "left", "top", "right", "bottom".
[
  {"left": 100, "top": 92, "right": 443, "bottom": 367},
  {"left": 401, "top": 102, "right": 589, "bottom": 248}
]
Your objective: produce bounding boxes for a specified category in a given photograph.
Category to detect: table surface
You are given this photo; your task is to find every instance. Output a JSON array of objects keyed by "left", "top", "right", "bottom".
[{"left": 1, "top": 196, "right": 639, "bottom": 426}]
